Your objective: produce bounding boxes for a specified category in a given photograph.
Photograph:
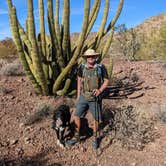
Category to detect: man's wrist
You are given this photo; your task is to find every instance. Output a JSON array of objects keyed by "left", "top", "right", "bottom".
[{"left": 98, "top": 89, "right": 102, "bottom": 93}]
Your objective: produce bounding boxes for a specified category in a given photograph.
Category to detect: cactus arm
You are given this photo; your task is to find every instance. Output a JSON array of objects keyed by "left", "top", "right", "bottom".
[
  {"left": 7, "top": 0, "right": 42, "bottom": 94},
  {"left": 54, "top": 0, "right": 61, "bottom": 49},
  {"left": 47, "top": 0, "right": 65, "bottom": 70},
  {"left": 101, "top": 27, "right": 114, "bottom": 60},
  {"left": 83, "top": 0, "right": 123, "bottom": 52},
  {"left": 56, "top": 78, "right": 71, "bottom": 95},
  {"left": 39, "top": 0, "right": 49, "bottom": 79},
  {"left": 67, "top": 89, "right": 77, "bottom": 96},
  {"left": 39, "top": 0, "right": 46, "bottom": 58},
  {"left": 62, "top": 0, "right": 70, "bottom": 62},
  {"left": 28, "top": 0, "right": 49, "bottom": 95},
  {"left": 95, "top": 0, "right": 109, "bottom": 50},
  {"left": 104, "top": 0, "right": 124, "bottom": 34},
  {"left": 71, "top": 0, "right": 100, "bottom": 53},
  {"left": 89, "top": 0, "right": 100, "bottom": 24},
  {"left": 85, "top": 0, "right": 100, "bottom": 38},
  {"left": 53, "top": 0, "right": 90, "bottom": 93},
  {"left": 108, "top": 57, "right": 113, "bottom": 79},
  {"left": 18, "top": 24, "right": 32, "bottom": 53},
  {"left": 7, "top": 0, "right": 32, "bottom": 57}
]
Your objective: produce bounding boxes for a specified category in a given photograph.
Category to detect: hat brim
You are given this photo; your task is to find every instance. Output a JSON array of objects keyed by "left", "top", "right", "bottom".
[{"left": 82, "top": 53, "right": 100, "bottom": 57}]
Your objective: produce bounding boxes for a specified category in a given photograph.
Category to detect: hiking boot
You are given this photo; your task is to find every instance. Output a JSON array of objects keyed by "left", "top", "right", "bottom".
[
  {"left": 65, "top": 132, "right": 80, "bottom": 146},
  {"left": 92, "top": 137, "right": 99, "bottom": 149}
]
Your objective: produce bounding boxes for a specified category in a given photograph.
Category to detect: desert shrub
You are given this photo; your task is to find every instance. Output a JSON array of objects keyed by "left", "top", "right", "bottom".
[
  {"left": 136, "top": 23, "right": 166, "bottom": 60},
  {"left": 157, "top": 110, "right": 166, "bottom": 123},
  {"left": 131, "top": 72, "right": 140, "bottom": 82},
  {"left": 24, "top": 103, "right": 55, "bottom": 125},
  {"left": 115, "top": 24, "right": 141, "bottom": 60},
  {"left": 112, "top": 105, "right": 156, "bottom": 150},
  {"left": 0, "top": 38, "right": 17, "bottom": 60},
  {"left": 0, "top": 85, "right": 10, "bottom": 95},
  {"left": 155, "top": 105, "right": 166, "bottom": 123},
  {"left": 0, "top": 59, "right": 8, "bottom": 69},
  {"left": 0, "top": 59, "right": 24, "bottom": 76},
  {"left": 0, "top": 46, "right": 16, "bottom": 60}
]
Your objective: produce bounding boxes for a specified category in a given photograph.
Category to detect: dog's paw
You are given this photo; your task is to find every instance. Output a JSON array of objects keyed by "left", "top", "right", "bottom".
[{"left": 57, "top": 140, "right": 65, "bottom": 149}]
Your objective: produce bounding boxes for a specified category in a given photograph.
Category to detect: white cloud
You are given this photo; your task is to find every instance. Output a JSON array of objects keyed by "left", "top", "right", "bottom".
[{"left": 0, "top": 9, "right": 8, "bottom": 15}]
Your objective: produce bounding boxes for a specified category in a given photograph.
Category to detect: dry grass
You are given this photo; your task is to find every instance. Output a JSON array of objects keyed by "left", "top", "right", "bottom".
[
  {"left": 0, "top": 59, "right": 24, "bottom": 76},
  {"left": 23, "top": 103, "right": 55, "bottom": 125}
]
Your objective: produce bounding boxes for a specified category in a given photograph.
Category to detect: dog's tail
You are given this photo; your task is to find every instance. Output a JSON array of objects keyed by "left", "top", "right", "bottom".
[{"left": 23, "top": 103, "right": 55, "bottom": 125}]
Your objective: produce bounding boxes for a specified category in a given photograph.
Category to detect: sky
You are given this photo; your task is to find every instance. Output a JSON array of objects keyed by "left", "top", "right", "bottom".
[{"left": 0, "top": 0, "right": 165, "bottom": 40}]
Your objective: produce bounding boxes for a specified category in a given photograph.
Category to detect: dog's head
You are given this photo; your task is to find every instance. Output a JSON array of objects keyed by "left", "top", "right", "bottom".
[
  {"left": 52, "top": 104, "right": 70, "bottom": 128},
  {"left": 55, "top": 117, "right": 63, "bottom": 128}
]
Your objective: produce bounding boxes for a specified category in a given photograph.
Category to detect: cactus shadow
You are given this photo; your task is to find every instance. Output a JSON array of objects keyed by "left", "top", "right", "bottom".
[{"left": 102, "top": 80, "right": 146, "bottom": 99}]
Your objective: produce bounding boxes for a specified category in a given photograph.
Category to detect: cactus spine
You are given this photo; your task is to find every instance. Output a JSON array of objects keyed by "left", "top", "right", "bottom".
[{"left": 7, "top": 0, "right": 124, "bottom": 96}]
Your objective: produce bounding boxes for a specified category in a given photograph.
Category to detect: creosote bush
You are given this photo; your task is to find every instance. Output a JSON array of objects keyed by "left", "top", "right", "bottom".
[{"left": 102, "top": 105, "right": 156, "bottom": 150}]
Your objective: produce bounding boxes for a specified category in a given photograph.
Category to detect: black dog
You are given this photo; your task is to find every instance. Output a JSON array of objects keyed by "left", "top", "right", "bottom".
[{"left": 52, "top": 105, "right": 71, "bottom": 148}]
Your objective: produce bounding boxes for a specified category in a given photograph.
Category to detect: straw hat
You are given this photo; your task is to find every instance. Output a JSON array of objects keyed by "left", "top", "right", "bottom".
[{"left": 82, "top": 49, "right": 100, "bottom": 57}]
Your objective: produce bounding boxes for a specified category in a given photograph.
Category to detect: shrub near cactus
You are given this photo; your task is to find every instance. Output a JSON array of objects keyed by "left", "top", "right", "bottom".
[{"left": 7, "top": 0, "right": 124, "bottom": 96}]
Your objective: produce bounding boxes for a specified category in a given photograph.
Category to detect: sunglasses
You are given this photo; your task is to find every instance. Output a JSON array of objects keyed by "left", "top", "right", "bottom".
[{"left": 86, "top": 55, "right": 97, "bottom": 58}]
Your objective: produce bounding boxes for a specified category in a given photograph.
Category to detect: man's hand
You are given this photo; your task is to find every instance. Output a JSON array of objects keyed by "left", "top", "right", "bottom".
[{"left": 93, "top": 89, "right": 101, "bottom": 97}]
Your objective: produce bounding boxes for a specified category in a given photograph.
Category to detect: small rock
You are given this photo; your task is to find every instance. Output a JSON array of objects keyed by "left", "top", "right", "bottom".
[
  {"left": 28, "top": 92, "right": 32, "bottom": 96},
  {"left": 10, "top": 139, "right": 18, "bottom": 145},
  {"left": 80, "top": 147, "right": 86, "bottom": 152},
  {"left": 72, "top": 155, "right": 76, "bottom": 159},
  {"left": 19, "top": 78, "right": 25, "bottom": 82},
  {"left": 131, "top": 162, "right": 137, "bottom": 166},
  {"left": 24, "top": 137, "right": 31, "bottom": 144},
  {"left": 19, "top": 123, "right": 25, "bottom": 128},
  {"left": 7, "top": 95, "right": 15, "bottom": 100},
  {"left": 16, "top": 147, "right": 24, "bottom": 156}
]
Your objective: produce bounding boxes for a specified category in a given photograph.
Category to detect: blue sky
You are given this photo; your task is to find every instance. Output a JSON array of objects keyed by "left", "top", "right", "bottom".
[{"left": 0, "top": 0, "right": 165, "bottom": 40}]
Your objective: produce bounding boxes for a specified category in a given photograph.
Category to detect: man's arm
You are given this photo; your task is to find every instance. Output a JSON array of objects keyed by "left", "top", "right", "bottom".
[
  {"left": 99, "top": 78, "right": 109, "bottom": 93},
  {"left": 93, "top": 78, "right": 109, "bottom": 97}
]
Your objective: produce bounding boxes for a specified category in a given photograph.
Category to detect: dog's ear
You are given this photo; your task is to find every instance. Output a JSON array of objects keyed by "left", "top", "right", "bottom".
[{"left": 58, "top": 104, "right": 70, "bottom": 111}]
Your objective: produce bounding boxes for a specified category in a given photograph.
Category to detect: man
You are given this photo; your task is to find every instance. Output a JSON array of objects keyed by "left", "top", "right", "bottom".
[{"left": 72, "top": 49, "right": 109, "bottom": 149}]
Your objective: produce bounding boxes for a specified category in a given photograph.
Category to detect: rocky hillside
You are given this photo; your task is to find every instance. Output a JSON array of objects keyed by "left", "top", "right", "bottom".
[
  {"left": 135, "top": 12, "right": 166, "bottom": 36},
  {"left": 110, "top": 12, "right": 166, "bottom": 59}
]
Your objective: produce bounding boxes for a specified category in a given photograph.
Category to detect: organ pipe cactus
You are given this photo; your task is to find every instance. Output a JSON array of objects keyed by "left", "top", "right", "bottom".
[{"left": 7, "top": 0, "right": 124, "bottom": 96}]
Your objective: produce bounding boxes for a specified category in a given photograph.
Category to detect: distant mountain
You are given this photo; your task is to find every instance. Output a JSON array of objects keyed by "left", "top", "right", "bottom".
[
  {"left": 109, "top": 12, "right": 166, "bottom": 59},
  {"left": 135, "top": 12, "right": 166, "bottom": 37}
]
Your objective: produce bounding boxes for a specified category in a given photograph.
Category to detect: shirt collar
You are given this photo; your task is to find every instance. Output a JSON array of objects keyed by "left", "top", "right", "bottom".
[{"left": 85, "top": 62, "right": 97, "bottom": 69}]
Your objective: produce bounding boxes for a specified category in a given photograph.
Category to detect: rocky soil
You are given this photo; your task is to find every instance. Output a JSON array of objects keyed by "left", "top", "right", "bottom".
[{"left": 0, "top": 58, "right": 166, "bottom": 166}]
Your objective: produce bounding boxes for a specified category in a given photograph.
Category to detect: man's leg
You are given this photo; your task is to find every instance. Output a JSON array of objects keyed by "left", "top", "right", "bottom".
[
  {"left": 67, "top": 95, "right": 88, "bottom": 144},
  {"left": 73, "top": 115, "right": 81, "bottom": 135}
]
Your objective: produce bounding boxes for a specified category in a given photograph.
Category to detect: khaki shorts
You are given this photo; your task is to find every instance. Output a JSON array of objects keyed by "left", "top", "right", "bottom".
[{"left": 75, "top": 94, "right": 102, "bottom": 121}]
